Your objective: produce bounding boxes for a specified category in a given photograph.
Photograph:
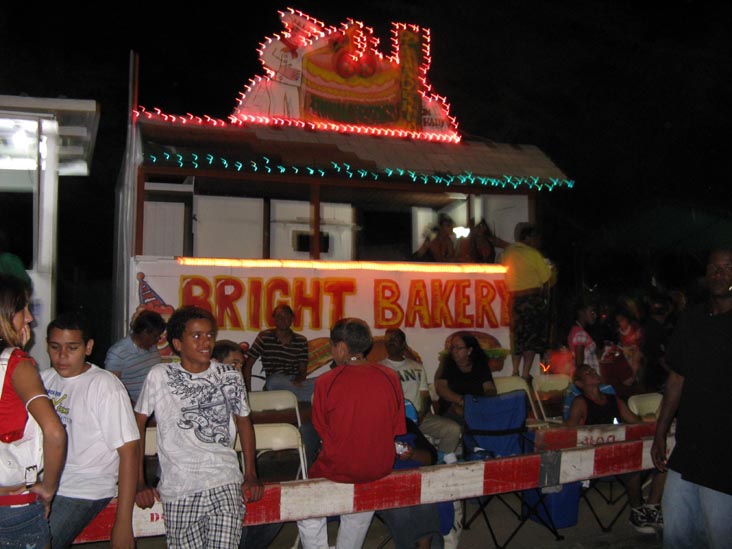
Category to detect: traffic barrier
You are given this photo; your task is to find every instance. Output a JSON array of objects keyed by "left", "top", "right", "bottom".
[{"left": 75, "top": 423, "right": 671, "bottom": 542}]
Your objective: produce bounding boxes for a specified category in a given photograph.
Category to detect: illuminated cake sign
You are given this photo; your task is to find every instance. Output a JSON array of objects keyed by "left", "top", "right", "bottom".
[{"left": 232, "top": 7, "right": 460, "bottom": 142}]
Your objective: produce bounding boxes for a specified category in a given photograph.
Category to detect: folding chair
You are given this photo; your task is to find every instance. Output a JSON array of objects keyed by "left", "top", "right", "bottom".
[
  {"left": 248, "top": 422, "right": 308, "bottom": 481},
  {"left": 248, "top": 389, "right": 302, "bottom": 427},
  {"left": 462, "top": 390, "right": 563, "bottom": 548},
  {"left": 627, "top": 392, "right": 662, "bottom": 419},
  {"left": 493, "top": 375, "right": 541, "bottom": 422},
  {"left": 237, "top": 423, "right": 308, "bottom": 549},
  {"left": 144, "top": 426, "right": 157, "bottom": 456},
  {"left": 580, "top": 474, "right": 632, "bottom": 532},
  {"left": 564, "top": 385, "right": 634, "bottom": 532},
  {"left": 143, "top": 426, "right": 160, "bottom": 486},
  {"left": 531, "top": 373, "right": 571, "bottom": 424},
  {"left": 582, "top": 392, "right": 662, "bottom": 533}
]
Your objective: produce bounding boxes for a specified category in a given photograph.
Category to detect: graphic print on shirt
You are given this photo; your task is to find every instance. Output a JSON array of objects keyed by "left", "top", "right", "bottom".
[
  {"left": 166, "top": 365, "right": 242, "bottom": 445},
  {"left": 46, "top": 389, "right": 71, "bottom": 426},
  {"left": 397, "top": 367, "right": 423, "bottom": 384}
]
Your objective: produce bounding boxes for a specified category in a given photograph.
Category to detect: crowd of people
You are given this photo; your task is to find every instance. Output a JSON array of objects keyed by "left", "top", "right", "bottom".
[
  {"left": 412, "top": 214, "right": 510, "bottom": 264},
  {"left": 564, "top": 290, "right": 677, "bottom": 399},
  {"left": 2, "top": 239, "right": 731, "bottom": 548}
]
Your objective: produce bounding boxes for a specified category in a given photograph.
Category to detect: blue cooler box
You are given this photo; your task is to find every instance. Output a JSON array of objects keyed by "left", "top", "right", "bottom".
[{"left": 522, "top": 481, "right": 581, "bottom": 529}]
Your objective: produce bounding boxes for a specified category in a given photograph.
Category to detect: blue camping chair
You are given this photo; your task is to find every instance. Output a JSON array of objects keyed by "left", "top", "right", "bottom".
[
  {"left": 562, "top": 382, "right": 616, "bottom": 421},
  {"left": 462, "top": 390, "right": 563, "bottom": 548},
  {"left": 564, "top": 383, "right": 632, "bottom": 532}
]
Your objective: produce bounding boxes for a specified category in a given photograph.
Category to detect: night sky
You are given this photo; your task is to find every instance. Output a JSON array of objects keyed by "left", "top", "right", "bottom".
[{"left": 2, "top": 1, "right": 731, "bottom": 348}]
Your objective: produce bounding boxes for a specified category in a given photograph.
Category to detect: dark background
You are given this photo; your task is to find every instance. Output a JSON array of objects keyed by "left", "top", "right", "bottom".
[{"left": 2, "top": 1, "right": 730, "bottom": 357}]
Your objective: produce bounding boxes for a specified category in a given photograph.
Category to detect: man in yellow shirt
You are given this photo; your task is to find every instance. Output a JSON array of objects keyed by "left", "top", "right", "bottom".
[{"left": 500, "top": 223, "right": 555, "bottom": 381}]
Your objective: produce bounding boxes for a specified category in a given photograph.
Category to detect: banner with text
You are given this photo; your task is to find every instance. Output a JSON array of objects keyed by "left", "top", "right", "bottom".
[{"left": 132, "top": 257, "right": 511, "bottom": 380}]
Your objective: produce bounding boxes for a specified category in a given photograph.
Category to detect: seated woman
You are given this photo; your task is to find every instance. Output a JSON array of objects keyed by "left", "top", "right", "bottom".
[
  {"left": 434, "top": 332, "right": 497, "bottom": 429},
  {"left": 566, "top": 364, "right": 665, "bottom": 534}
]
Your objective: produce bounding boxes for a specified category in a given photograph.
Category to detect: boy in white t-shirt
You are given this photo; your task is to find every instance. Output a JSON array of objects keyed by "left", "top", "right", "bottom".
[
  {"left": 134, "top": 306, "right": 262, "bottom": 548},
  {"left": 42, "top": 312, "right": 139, "bottom": 548}
]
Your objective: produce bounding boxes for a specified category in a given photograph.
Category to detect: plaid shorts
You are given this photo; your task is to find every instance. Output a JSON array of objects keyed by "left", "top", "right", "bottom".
[{"left": 163, "top": 483, "right": 244, "bottom": 548}]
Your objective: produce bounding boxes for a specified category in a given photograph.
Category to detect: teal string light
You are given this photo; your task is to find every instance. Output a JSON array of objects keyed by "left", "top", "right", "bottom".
[{"left": 142, "top": 149, "right": 575, "bottom": 191}]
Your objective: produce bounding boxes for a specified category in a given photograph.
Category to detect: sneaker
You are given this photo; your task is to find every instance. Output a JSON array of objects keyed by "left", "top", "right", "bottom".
[
  {"left": 630, "top": 506, "right": 656, "bottom": 534},
  {"left": 644, "top": 503, "right": 664, "bottom": 529}
]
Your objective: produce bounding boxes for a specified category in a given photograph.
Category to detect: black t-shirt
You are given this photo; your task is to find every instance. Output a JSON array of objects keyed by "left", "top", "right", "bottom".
[
  {"left": 437, "top": 360, "right": 494, "bottom": 415},
  {"left": 579, "top": 394, "right": 621, "bottom": 425},
  {"left": 666, "top": 303, "right": 732, "bottom": 495},
  {"left": 640, "top": 316, "right": 669, "bottom": 391}
]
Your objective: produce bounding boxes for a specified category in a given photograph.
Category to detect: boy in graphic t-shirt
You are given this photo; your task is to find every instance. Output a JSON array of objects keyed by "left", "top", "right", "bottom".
[{"left": 134, "top": 306, "right": 262, "bottom": 548}]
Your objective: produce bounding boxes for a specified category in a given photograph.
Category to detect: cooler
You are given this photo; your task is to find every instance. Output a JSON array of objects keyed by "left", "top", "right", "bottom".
[{"left": 522, "top": 481, "right": 581, "bottom": 529}]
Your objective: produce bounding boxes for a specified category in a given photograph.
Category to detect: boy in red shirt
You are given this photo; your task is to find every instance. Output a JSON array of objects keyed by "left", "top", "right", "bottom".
[{"left": 297, "top": 318, "right": 405, "bottom": 548}]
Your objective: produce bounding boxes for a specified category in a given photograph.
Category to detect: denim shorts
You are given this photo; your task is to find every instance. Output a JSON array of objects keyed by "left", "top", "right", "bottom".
[{"left": 0, "top": 501, "right": 50, "bottom": 548}]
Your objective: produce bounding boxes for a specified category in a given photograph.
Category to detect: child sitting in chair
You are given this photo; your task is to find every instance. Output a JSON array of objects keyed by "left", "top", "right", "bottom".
[{"left": 566, "top": 364, "right": 665, "bottom": 534}]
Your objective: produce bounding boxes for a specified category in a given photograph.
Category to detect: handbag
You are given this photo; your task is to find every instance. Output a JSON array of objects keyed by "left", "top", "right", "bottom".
[{"left": 0, "top": 347, "right": 44, "bottom": 487}]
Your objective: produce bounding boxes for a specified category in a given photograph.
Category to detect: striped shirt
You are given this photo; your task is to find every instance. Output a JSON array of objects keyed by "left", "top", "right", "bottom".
[
  {"left": 104, "top": 335, "right": 160, "bottom": 403},
  {"left": 247, "top": 329, "right": 308, "bottom": 378}
]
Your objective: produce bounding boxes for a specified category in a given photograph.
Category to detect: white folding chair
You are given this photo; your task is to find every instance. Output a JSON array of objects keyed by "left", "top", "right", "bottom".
[
  {"left": 531, "top": 374, "right": 572, "bottom": 423},
  {"left": 142, "top": 426, "right": 160, "bottom": 487},
  {"left": 493, "top": 376, "right": 540, "bottom": 422},
  {"left": 237, "top": 423, "right": 308, "bottom": 549},
  {"left": 248, "top": 390, "right": 302, "bottom": 427},
  {"left": 238, "top": 422, "right": 308, "bottom": 481},
  {"left": 144, "top": 426, "right": 157, "bottom": 456},
  {"left": 627, "top": 392, "right": 663, "bottom": 419}
]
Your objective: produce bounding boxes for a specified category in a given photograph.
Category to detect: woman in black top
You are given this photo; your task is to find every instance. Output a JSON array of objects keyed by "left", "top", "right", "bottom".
[{"left": 434, "top": 332, "right": 497, "bottom": 425}]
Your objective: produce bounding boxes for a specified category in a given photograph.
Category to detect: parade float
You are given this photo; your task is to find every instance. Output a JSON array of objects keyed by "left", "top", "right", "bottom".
[{"left": 113, "top": 7, "right": 573, "bottom": 383}]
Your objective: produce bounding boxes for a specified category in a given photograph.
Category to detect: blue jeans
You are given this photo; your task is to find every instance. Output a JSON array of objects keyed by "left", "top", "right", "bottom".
[
  {"left": 0, "top": 501, "right": 50, "bottom": 549},
  {"left": 299, "top": 420, "right": 321, "bottom": 467},
  {"left": 264, "top": 373, "right": 316, "bottom": 403},
  {"left": 240, "top": 522, "right": 284, "bottom": 548},
  {"left": 377, "top": 503, "right": 444, "bottom": 549},
  {"left": 49, "top": 495, "right": 111, "bottom": 549},
  {"left": 663, "top": 469, "right": 732, "bottom": 549}
]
